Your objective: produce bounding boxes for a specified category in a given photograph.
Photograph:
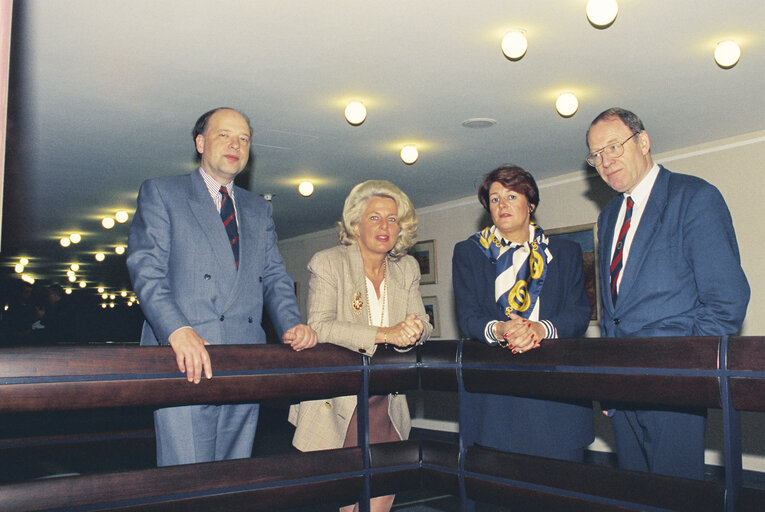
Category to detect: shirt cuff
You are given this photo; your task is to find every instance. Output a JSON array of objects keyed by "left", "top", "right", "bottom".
[
  {"left": 539, "top": 320, "right": 557, "bottom": 339},
  {"left": 484, "top": 321, "right": 500, "bottom": 345}
]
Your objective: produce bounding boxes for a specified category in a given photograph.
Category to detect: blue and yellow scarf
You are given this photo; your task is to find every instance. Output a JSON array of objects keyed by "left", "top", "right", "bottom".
[{"left": 470, "top": 223, "right": 551, "bottom": 319}]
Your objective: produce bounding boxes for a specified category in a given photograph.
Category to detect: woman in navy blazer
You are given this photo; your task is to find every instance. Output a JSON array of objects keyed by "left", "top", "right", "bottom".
[{"left": 452, "top": 165, "right": 593, "bottom": 463}]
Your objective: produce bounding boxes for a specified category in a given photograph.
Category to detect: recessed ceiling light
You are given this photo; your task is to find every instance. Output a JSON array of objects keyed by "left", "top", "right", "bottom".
[
  {"left": 714, "top": 40, "right": 741, "bottom": 68},
  {"left": 60, "top": 237, "right": 71, "bottom": 247},
  {"left": 298, "top": 181, "right": 314, "bottom": 197},
  {"left": 586, "top": 0, "right": 618, "bottom": 27},
  {"left": 400, "top": 145, "right": 419, "bottom": 165},
  {"left": 344, "top": 101, "right": 367, "bottom": 125},
  {"left": 95, "top": 252, "right": 105, "bottom": 262},
  {"left": 501, "top": 30, "right": 528, "bottom": 60},
  {"left": 69, "top": 233, "right": 81, "bottom": 243},
  {"left": 102, "top": 217, "right": 115, "bottom": 229},
  {"left": 461, "top": 118, "right": 497, "bottom": 129},
  {"left": 115, "top": 211, "right": 129, "bottom": 223},
  {"left": 555, "top": 93, "right": 579, "bottom": 117}
]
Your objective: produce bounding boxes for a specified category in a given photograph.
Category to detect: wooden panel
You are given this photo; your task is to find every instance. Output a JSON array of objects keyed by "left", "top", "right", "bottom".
[
  {"left": 0, "top": 372, "right": 361, "bottom": 413},
  {"left": 369, "top": 369, "right": 419, "bottom": 394},
  {"left": 0, "top": 344, "right": 361, "bottom": 378},
  {"left": 466, "top": 477, "right": 645, "bottom": 512},
  {"left": 728, "top": 336, "right": 765, "bottom": 371},
  {"left": 465, "top": 446, "right": 725, "bottom": 512},
  {"left": 419, "top": 368, "right": 459, "bottom": 392},
  {"left": 369, "top": 440, "right": 420, "bottom": 468},
  {"left": 464, "top": 370, "right": 721, "bottom": 408},
  {"left": 421, "top": 440, "right": 459, "bottom": 470},
  {"left": 0, "top": 448, "right": 364, "bottom": 512},
  {"left": 462, "top": 337, "right": 720, "bottom": 370},
  {"left": 369, "top": 344, "right": 418, "bottom": 365},
  {"left": 419, "top": 340, "right": 459, "bottom": 365},
  {"left": 739, "top": 486, "right": 765, "bottom": 512},
  {"left": 96, "top": 478, "right": 364, "bottom": 512},
  {"left": 730, "top": 378, "right": 765, "bottom": 411},
  {"left": 371, "top": 468, "right": 421, "bottom": 498},
  {"left": 421, "top": 468, "right": 459, "bottom": 496}
]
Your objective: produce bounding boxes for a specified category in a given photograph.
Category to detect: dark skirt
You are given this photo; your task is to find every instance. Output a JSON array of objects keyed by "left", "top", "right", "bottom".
[{"left": 343, "top": 395, "right": 400, "bottom": 447}]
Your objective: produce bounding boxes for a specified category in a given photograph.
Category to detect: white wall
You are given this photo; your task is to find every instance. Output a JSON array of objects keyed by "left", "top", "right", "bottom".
[{"left": 278, "top": 129, "right": 765, "bottom": 469}]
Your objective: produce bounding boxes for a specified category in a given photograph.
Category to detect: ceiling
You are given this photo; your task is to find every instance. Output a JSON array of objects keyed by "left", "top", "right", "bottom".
[{"left": 1, "top": 0, "right": 763, "bottom": 300}]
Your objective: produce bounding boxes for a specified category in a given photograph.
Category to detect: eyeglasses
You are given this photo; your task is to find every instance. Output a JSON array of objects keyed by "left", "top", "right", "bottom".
[{"left": 586, "top": 132, "right": 640, "bottom": 166}]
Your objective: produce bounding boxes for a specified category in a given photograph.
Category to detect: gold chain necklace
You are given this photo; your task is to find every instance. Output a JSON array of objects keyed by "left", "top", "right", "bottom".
[{"left": 365, "top": 259, "right": 387, "bottom": 328}]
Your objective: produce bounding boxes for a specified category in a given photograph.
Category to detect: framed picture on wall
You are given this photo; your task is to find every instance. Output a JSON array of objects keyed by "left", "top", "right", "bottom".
[
  {"left": 546, "top": 223, "right": 600, "bottom": 325},
  {"left": 421, "top": 296, "right": 441, "bottom": 338},
  {"left": 409, "top": 239, "right": 437, "bottom": 285}
]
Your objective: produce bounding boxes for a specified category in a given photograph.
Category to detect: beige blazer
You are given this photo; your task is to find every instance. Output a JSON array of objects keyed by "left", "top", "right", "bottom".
[{"left": 289, "top": 243, "right": 433, "bottom": 452}]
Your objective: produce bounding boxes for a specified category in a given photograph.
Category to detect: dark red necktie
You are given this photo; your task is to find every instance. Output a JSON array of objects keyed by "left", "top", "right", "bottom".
[
  {"left": 610, "top": 196, "right": 633, "bottom": 307},
  {"left": 219, "top": 186, "right": 239, "bottom": 269}
]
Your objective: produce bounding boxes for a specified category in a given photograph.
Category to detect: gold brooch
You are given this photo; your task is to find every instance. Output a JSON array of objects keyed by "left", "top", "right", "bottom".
[{"left": 352, "top": 291, "right": 364, "bottom": 315}]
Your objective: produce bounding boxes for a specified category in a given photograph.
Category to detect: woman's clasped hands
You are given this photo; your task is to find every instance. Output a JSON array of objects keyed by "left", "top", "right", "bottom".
[
  {"left": 494, "top": 313, "right": 546, "bottom": 354},
  {"left": 383, "top": 314, "right": 424, "bottom": 348}
]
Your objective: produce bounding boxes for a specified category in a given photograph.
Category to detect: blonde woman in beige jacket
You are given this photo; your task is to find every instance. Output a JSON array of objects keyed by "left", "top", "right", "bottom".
[{"left": 288, "top": 180, "right": 432, "bottom": 512}]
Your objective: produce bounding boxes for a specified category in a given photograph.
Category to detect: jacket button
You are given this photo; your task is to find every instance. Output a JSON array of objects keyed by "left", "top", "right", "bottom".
[
  {"left": 324, "top": 401, "right": 332, "bottom": 409},
  {"left": 614, "top": 318, "right": 620, "bottom": 325},
  {"left": 204, "top": 274, "right": 211, "bottom": 280},
  {"left": 220, "top": 315, "right": 225, "bottom": 322},
  {"left": 259, "top": 276, "right": 263, "bottom": 282},
  {"left": 358, "top": 348, "right": 366, "bottom": 354},
  {"left": 248, "top": 317, "right": 253, "bottom": 323}
]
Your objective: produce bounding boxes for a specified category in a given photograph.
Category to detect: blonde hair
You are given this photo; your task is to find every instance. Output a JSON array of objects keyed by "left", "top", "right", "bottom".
[{"left": 338, "top": 180, "right": 419, "bottom": 260}]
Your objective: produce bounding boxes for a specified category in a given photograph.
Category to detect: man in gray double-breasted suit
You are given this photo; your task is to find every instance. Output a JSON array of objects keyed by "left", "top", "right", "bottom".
[{"left": 127, "top": 107, "right": 316, "bottom": 466}]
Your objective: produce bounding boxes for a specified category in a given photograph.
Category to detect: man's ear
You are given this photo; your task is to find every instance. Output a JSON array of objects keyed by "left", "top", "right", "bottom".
[
  {"left": 195, "top": 134, "right": 205, "bottom": 155},
  {"left": 638, "top": 131, "right": 651, "bottom": 155}
]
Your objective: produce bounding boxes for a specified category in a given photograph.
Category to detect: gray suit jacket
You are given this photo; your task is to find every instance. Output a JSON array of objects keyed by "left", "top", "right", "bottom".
[
  {"left": 289, "top": 243, "right": 432, "bottom": 451},
  {"left": 127, "top": 170, "right": 302, "bottom": 347}
]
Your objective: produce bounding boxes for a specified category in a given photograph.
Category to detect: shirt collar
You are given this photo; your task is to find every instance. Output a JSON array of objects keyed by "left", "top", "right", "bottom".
[
  {"left": 198, "top": 167, "right": 234, "bottom": 198},
  {"left": 625, "top": 163, "right": 660, "bottom": 206}
]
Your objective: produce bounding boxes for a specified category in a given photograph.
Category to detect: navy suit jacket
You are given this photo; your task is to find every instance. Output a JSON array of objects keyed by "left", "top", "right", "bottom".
[
  {"left": 127, "top": 170, "right": 302, "bottom": 347},
  {"left": 598, "top": 166, "right": 749, "bottom": 338},
  {"left": 452, "top": 235, "right": 593, "bottom": 455}
]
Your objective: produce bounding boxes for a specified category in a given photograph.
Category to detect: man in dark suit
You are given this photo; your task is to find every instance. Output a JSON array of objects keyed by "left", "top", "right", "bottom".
[
  {"left": 127, "top": 107, "right": 317, "bottom": 466},
  {"left": 587, "top": 107, "right": 749, "bottom": 479}
]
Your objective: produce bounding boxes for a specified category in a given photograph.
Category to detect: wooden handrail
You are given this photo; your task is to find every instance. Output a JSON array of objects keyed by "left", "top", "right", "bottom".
[{"left": 1, "top": 337, "right": 764, "bottom": 511}]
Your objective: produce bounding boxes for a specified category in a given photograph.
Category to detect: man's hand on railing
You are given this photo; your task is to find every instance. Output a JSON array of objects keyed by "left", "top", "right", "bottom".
[
  {"left": 168, "top": 327, "right": 212, "bottom": 384},
  {"left": 283, "top": 323, "right": 319, "bottom": 351}
]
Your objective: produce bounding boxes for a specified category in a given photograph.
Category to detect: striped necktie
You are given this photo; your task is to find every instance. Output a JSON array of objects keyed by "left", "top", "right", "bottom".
[
  {"left": 219, "top": 186, "right": 239, "bottom": 269},
  {"left": 610, "top": 196, "right": 633, "bottom": 307}
]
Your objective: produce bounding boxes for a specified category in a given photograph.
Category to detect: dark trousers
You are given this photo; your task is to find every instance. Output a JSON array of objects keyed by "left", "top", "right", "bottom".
[{"left": 611, "top": 407, "right": 706, "bottom": 480}]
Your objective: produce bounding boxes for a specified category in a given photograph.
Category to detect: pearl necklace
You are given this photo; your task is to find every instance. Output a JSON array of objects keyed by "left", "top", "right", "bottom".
[{"left": 365, "top": 259, "right": 387, "bottom": 329}]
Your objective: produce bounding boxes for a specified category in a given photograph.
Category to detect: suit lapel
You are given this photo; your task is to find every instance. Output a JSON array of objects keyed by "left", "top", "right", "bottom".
[
  {"left": 615, "top": 166, "right": 670, "bottom": 307},
  {"left": 599, "top": 197, "right": 621, "bottom": 316}
]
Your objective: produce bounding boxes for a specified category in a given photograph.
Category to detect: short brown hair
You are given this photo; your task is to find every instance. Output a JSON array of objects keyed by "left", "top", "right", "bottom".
[{"left": 477, "top": 164, "right": 540, "bottom": 214}]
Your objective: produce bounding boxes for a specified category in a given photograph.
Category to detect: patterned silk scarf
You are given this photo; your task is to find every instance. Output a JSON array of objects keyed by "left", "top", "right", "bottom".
[{"left": 470, "top": 223, "right": 551, "bottom": 320}]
